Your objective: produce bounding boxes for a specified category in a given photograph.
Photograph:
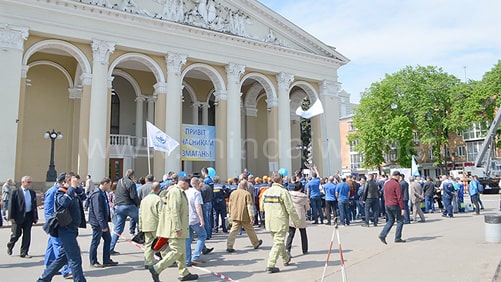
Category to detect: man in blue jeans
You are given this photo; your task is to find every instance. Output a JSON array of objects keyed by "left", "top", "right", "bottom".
[
  {"left": 201, "top": 168, "right": 214, "bottom": 240},
  {"left": 185, "top": 177, "right": 209, "bottom": 266},
  {"left": 110, "top": 169, "right": 140, "bottom": 255},
  {"left": 88, "top": 178, "right": 118, "bottom": 268},
  {"left": 306, "top": 166, "right": 323, "bottom": 224},
  {"left": 42, "top": 173, "right": 71, "bottom": 278},
  {"left": 423, "top": 176, "right": 435, "bottom": 213},
  {"left": 379, "top": 171, "right": 406, "bottom": 245},
  {"left": 336, "top": 177, "right": 351, "bottom": 226},
  {"left": 38, "top": 174, "right": 87, "bottom": 282}
]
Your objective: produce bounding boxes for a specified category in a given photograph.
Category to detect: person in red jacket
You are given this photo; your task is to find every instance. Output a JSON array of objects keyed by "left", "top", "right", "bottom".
[{"left": 378, "top": 171, "right": 406, "bottom": 244}]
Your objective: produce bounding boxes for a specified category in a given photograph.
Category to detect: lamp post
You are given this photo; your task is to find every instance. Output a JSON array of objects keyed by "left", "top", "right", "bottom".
[{"left": 44, "top": 129, "right": 63, "bottom": 182}]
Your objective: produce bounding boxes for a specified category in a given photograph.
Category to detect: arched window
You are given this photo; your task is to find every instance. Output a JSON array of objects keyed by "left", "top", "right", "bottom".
[{"left": 110, "top": 91, "right": 120, "bottom": 134}]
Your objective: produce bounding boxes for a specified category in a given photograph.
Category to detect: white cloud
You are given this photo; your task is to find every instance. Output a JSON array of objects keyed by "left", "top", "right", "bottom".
[{"left": 260, "top": 0, "right": 501, "bottom": 102}]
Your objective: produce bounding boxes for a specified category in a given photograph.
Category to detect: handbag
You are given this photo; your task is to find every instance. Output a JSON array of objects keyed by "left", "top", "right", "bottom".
[
  {"left": 43, "top": 216, "right": 60, "bottom": 237},
  {"left": 55, "top": 206, "right": 73, "bottom": 227},
  {"left": 151, "top": 237, "right": 169, "bottom": 251},
  {"left": 131, "top": 231, "right": 145, "bottom": 244}
]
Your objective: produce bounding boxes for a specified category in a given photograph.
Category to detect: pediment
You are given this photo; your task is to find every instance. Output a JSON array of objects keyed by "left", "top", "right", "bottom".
[{"left": 73, "top": 0, "right": 348, "bottom": 64}]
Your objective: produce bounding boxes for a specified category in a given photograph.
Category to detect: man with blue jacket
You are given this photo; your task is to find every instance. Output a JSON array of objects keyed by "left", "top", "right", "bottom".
[
  {"left": 42, "top": 173, "right": 71, "bottom": 278},
  {"left": 88, "top": 178, "right": 118, "bottom": 268},
  {"left": 38, "top": 174, "right": 87, "bottom": 282},
  {"left": 469, "top": 176, "right": 481, "bottom": 215}
]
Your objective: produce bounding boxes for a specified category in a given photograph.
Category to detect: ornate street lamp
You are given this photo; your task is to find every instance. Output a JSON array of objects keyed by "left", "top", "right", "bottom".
[{"left": 44, "top": 129, "right": 63, "bottom": 182}]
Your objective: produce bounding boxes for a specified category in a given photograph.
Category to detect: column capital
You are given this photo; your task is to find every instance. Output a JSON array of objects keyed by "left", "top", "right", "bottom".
[
  {"left": 201, "top": 103, "right": 210, "bottom": 109},
  {"left": 214, "top": 90, "right": 228, "bottom": 102},
  {"left": 192, "top": 102, "right": 201, "bottom": 108},
  {"left": 319, "top": 80, "right": 341, "bottom": 97},
  {"left": 107, "top": 76, "right": 114, "bottom": 88},
  {"left": 69, "top": 87, "right": 82, "bottom": 99},
  {"left": 154, "top": 82, "right": 168, "bottom": 94},
  {"left": 267, "top": 97, "right": 279, "bottom": 108},
  {"left": 80, "top": 73, "right": 93, "bottom": 86},
  {"left": 0, "top": 24, "right": 28, "bottom": 51},
  {"left": 276, "top": 72, "right": 294, "bottom": 91},
  {"left": 226, "top": 63, "right": 245, "bottom": 84},
  {"left": 166, "top": 53, "right": 187, "bottom": 75},
  {"left": 146, "top": 95, "right": 157, "bottom": 103},
  {"left": 92, "top": 40, "right": 115, "bottom": 65},
  {"left": 21, "top": 65, "right": 29, "bottom": 78},
  {"left": 134, "top": 95, "right": 146, "bottom": 102}
]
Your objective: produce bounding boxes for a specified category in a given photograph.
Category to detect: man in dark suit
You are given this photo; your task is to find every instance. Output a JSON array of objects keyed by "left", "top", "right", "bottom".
[{"left": 7, "top": 175, "right": 39, "bottom": 258}]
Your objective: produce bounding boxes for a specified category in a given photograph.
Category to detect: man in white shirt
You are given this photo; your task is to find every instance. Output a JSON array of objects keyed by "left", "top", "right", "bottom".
[{"left": 185, "top": 178, "right": 207, "bottom": 266}]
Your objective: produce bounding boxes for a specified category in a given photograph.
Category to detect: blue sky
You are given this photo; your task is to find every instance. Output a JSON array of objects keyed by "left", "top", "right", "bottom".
[{"left": 259, "top": 0, "right": 501, "bottom": 103}]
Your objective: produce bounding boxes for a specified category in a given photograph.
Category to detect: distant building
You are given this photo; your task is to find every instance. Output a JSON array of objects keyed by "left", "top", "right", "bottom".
[{"left": 340, "top": 115, "right": 492, "bottom": 178}]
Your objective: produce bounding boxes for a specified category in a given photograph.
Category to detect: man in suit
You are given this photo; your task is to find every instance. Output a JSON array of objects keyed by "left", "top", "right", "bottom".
[{"left": 7, "top": 175, "right": 39, "bottom": 258}]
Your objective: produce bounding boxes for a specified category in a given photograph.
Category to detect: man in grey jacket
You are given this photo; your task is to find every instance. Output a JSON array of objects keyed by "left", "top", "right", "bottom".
[{"left": 109, "top": 169, "right": 140, "bottom": 255}]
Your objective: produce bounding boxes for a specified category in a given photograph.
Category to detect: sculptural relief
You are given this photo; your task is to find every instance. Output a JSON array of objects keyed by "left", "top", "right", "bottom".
[{"left": 74, "top": 0, "right": 288, "bottom": 47}]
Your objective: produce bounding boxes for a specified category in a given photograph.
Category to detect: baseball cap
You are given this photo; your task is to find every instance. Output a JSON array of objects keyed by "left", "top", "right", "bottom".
[
  {"left": 391, "top": 171, "right": 401, "bottom": 177},
  {"left": 57, "top": 172, "right": 67, "bottom": 183}
]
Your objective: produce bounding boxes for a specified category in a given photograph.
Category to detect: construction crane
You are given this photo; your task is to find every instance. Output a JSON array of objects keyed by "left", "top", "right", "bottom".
[{"left": 467, "top": 105, "right": 501, "bottom": 194}]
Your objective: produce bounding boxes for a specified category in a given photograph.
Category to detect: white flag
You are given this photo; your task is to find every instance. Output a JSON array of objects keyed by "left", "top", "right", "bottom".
[
  {"left": 295, "top": 99, "right": 324, "bottom": 119},
  {"left": 146, "top": 121, "right": 179, "bottom": 155},
  {"left": 412, "top": 155, "right": 420, "bottom": 177}
]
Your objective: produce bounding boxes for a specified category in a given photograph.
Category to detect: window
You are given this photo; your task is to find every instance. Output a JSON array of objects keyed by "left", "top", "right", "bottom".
[
  {"left": 350, "top": 153, "right": 363, "bottom": 170},
  {"left": 457, "top": 146, "right": 466, "bottom": 157},
  {"left": 110, "top": 91, "right": 120, "bottom": 134},
  {"left": 390, "top": 149, "right": 397, "bottom": 161},
  {"left": 428, "top": 147, "right": 434, "bottom": 160},
  {"left": 349, "top": 140, "right": 358, "bottom": 152},
  {"left": 348, "top": 121, "right": 355, "bottom": 132},
  {"left": 412, "top": 131, "right": 420, "bottom": 145},
  {"left": 466, "top": 141, "right": 482, "bottom": 162},
  {"left": 463, "top": 122, "right": 488, "bottom": 141}
]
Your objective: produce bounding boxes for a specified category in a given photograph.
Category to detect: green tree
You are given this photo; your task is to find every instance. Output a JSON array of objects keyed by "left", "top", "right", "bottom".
[
  {"left": 350, "top": 65, "right": 462, "bottom": 169},
  {"left": 458, "top": 60, "right": 501, "bottom": 124}
]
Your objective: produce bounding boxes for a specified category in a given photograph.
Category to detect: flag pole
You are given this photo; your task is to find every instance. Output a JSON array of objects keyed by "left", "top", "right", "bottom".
[{"left": 147, "top": 144, "right": 151, "bottom": 176}]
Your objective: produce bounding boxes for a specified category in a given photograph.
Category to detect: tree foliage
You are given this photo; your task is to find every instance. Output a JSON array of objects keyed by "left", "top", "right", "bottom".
[{"left": 350, "top": 65, "right": 463, "bottom": 169}]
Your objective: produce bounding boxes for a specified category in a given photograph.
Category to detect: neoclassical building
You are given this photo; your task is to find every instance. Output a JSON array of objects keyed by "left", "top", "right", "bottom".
[{"left": 0, "top": 0, "right": 350, "bottom": 185}]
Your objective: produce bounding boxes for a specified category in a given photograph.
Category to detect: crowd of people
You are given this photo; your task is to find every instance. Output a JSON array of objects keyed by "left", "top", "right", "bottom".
[{"left": 0, "top": 167, "right": 495, "bottom": 281}]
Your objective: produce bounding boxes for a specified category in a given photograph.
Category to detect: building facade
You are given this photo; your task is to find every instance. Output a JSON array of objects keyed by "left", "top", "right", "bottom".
[{"left": 0, "top": 0, "right": 350, "bottom": 185}]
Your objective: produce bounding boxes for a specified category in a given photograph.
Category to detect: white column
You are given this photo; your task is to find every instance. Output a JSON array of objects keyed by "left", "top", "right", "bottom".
[
  {"left": 202, "top": 103, "right": 209, "bottom": 125},
  {"left": 277, "top": 72, "right": 294, "bottom": 173},
  {"left": 215, "top": 91, "right": 228, "bottom": 179},
  {"left": 135, "top": 95, "right": 145, "bottom": 147},
  {"left": 88, "top": 40, "right": 115, "bottom": 180},
  {"left": 0, "top": 24, "right": 28, "bottom": 181},
  {"left": 319, "top": 80, "right": 342, "bottom": 176},
  {"left": 153, "top": 83, "right": 167, "bottom": 178},
  {"left": 165, "top": 53, "right": 187, "bottom": 172},
  {"left": 147, "top": 95, "right": 156, "bottom": 123},
  {"left": 192, "top": 102, "right": 200, "bottom": 124},
  {"left": 225, "top": 63, "right": 245, "bottom": 178},
  {"left": 69, "top": 87, "right": 82, "bottom": 171}
]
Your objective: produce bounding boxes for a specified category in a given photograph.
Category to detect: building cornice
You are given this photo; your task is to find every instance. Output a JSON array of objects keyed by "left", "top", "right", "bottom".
[{"left": 1, "top": 0, "right": 345, "bottom": 73}]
